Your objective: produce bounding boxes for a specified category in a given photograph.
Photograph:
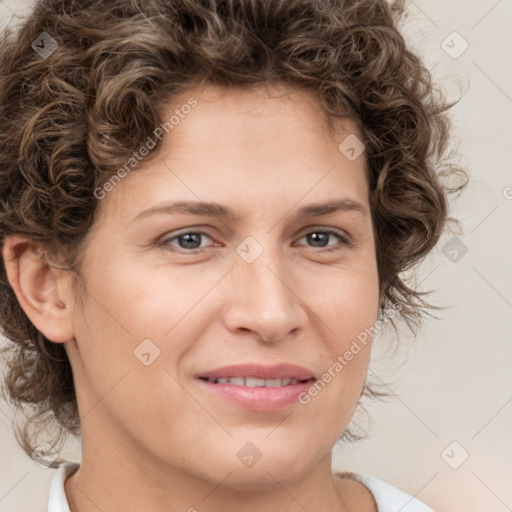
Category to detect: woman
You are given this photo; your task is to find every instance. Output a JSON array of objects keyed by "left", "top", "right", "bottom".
[{"left": 0, "top": 0, "right": 465, "bottom": 510}]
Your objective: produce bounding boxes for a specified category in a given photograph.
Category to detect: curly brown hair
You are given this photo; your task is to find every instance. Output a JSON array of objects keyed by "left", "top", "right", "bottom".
[{"left": 0, "top": 0, "right": 466, "bottom": 465}]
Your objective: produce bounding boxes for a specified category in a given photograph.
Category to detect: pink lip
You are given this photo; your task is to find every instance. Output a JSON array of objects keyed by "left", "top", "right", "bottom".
[
  {"left": 196, "top": 363, "right": 315, "bottom": 381},
  {"left": 198, "top": 380, "right": 314, "bottom": 411},
  {"left": 196, "top": 363, "right": 316, "bottom": 411}
]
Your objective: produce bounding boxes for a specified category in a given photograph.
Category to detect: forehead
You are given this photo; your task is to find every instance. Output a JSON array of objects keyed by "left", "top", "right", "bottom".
[
  {"left": 166, "top": 81, "right": 361, "bottom": 145},
  {"left": 94, "top": 81, "right": 369, "bottom": 223}
]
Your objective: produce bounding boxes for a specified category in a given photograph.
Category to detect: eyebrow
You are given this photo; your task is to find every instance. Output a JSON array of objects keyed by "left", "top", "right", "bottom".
[{"left": 132, "top": 198, "right": 367, "bottom": 222}]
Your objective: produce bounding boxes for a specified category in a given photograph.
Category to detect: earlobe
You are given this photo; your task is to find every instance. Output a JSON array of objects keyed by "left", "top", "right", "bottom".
[{"left": 2, "top": 235, "right": 75, "bottom": 343}]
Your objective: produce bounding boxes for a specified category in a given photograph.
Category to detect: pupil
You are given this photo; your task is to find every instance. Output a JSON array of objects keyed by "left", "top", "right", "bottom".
[
  {"left": 180, "top": 233, "right": 201, "bottom": 249},
  {"left": 309, "top": 232, "right": 328, "bottom": 247}
]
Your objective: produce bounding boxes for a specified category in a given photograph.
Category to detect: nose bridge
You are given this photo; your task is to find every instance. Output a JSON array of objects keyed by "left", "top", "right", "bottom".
[
  {"left": 226, "top": 234, "right": 305, "bottom": 340},
  {"left": 239, "top": 237, "right": 292, "bottom": 305}
]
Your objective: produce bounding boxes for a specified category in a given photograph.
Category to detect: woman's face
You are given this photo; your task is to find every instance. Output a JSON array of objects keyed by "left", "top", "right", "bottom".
[{"left": 64, "top": 82, "right": 380, "bottom": 488}]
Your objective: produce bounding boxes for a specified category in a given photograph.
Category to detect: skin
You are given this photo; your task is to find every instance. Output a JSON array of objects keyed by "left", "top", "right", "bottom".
[{"left": 3, "top": 82, "right": 380, "bottom": 512}]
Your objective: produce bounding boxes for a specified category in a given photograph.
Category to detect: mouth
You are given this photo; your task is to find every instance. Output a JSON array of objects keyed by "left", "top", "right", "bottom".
[
  {"left": 198, "top": 376, "right": 315, "bottom": 387},
  {"left": 196, "top": 362, "right": 316, "bottom": 382},
  {"left": 196, "top": 363, "right": 317, "bottom": 411}
]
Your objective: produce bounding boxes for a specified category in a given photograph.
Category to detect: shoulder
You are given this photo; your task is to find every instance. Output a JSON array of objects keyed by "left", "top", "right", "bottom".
[
  {"left": 48, "top": 462, "right": 80, "bottom": 512},
  {"left": 334, "top": 470, "right": 435, "bottom": 512}
]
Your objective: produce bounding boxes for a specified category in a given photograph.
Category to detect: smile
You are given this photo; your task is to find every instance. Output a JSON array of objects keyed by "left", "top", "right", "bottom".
[{"left": 200, "top": 377, "right": 313, "bottom": 387}]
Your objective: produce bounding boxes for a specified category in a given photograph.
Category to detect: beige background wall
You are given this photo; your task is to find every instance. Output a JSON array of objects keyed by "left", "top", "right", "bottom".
[{"left": 0, "top": 1, "right": 511, "bottom": 511}]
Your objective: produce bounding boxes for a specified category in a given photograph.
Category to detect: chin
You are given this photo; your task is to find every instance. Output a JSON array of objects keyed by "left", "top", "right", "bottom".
[{"left": 204, "top": 446, "right": 316, "bottom": 491}]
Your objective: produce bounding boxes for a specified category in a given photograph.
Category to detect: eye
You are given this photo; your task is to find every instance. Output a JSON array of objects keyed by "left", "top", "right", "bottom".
[
  {"left": 159, "top": 227, "right": 351, "bottom": 254},
  {"left": 295, "top": 228, "right": 351, "bottom": 251},
  {"left": 161, "top": 230, "right": 214, "bottom": 252}
]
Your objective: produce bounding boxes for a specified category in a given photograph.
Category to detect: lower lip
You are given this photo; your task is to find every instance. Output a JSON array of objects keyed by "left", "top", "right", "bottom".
[{"left": 197, "top": 379, "right": 315, "bottom": 411}]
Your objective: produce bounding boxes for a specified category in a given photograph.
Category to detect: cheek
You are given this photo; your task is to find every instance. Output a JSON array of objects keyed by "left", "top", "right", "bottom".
[
  {"left": 77, "top": 259, "right": 190, "bottom": 338},
  {"left": 310, "top": 262, "right": 380, "bottom": 339},
  {"left": 297, "top": 274, "right": 378, "bottom": 431},
  {"left": 69, "top": 266, "right": 193, "bottom": 439},
  {"left": 308, "top": 262, "right": 380, "bottom": 389},
  {"left": 70, "top": 257, "right": 214, "bottom": 392}
]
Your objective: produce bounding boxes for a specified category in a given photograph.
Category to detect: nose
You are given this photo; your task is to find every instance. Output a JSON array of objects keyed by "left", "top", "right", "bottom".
[{"left": 223, "top": 242, "right": 308, "bottom": 343}]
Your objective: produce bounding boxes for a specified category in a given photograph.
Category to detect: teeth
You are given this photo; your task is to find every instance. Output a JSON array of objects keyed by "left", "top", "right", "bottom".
[
  {"left": 264, "top": 379, "right": 282, "bottom": 387},
  {"left": 228, "top": 377, "right": 245, "bottom": 386},
  {"left": 245, "top": 377, "right": 265, "bottom": 387},
  {"left": 207, "top": 377, "right": 306, "bottom": 387}
]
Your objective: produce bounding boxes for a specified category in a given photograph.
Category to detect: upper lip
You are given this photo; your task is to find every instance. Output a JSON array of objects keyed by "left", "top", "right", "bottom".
[{"left": 197, "top": 363, "right": 316, "bottom": 381}]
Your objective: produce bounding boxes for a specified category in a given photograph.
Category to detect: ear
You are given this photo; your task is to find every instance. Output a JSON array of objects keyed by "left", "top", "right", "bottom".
[{"left": 2, "top": 235, "right": 76, "bottom": 343}]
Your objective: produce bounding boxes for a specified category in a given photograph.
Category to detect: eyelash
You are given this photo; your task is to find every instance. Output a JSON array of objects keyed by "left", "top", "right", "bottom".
[{"left": 159, "top": 227, "right": 351, "bottom": 254}]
